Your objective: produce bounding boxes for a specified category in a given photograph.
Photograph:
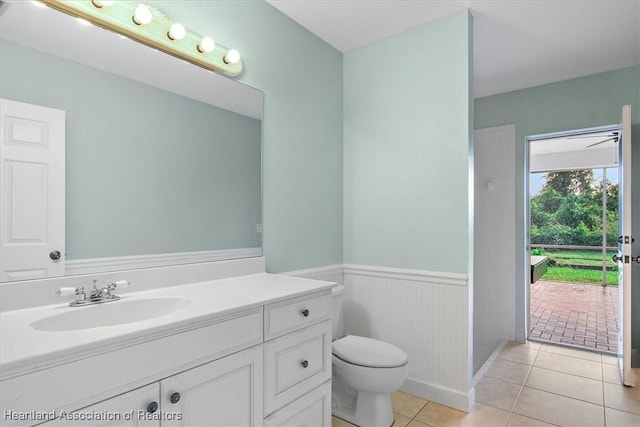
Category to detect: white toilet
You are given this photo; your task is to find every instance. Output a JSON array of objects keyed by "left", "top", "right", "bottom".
[{"left": 331, "top": 284, "right": 408, "bottom": 427}]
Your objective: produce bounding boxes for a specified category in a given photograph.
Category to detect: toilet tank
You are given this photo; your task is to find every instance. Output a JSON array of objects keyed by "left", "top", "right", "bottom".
[{"left": 331, "top": 283, "right": 345, "bottom": 340}]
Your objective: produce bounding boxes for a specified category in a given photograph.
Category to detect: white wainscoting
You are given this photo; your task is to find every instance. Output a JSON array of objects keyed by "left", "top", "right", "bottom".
[
  {"left": 343, "top": 264, "right": 472, "bottom": 412},
  {"left": 282, "top": 263, "right": 473, "bottom": 411},
  {"left": 65, "top": 248, "right": 262, "bottom": 276}
]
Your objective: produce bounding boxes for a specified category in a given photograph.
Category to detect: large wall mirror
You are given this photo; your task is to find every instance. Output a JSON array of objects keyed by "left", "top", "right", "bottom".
[{"left": 0, "top": 1, "right": 263, "bottom": 283}]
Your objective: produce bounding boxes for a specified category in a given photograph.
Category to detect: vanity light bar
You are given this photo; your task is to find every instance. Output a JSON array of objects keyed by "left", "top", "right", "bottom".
[{"left": 37, "top": 0, "right": 243, "bottom": 76}]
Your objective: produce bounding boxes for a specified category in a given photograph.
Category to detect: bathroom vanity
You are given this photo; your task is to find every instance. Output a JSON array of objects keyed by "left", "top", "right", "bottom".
[{"left": 0, "top": 273, "right": 334, "bottom": 426}]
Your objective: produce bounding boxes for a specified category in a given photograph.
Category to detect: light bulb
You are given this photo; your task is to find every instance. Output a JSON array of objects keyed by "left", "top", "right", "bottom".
[
  {"left": 197, "top": 37, "right": 215, "bottom": 53},
  {"left": 132, "top": 4, "right": 152, "bottom": 25},
  {"left": 92, "top": 0, "right": 115, "bottom": 7},
  {"left": 224, "top": 49, "right": 240, "bottom": 64},
  {"left": 168, "top": 23, "right": 186, "bottom": 40}
]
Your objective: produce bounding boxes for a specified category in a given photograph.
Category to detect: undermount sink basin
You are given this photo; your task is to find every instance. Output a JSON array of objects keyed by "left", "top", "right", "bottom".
[{"left": 30, "top": 298, "right": 191, "bottom": 332}]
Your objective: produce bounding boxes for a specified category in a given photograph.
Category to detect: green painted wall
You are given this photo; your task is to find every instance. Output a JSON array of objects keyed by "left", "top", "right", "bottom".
[
  {"left": 157, "top": 1, "right": 344, "bottom": 273},
  {"left": 1, "top": 40, "right": 262, "bottom": 259},
  {"left": 343, "top": 11, "right": 473, "bottom": 274},
  {"left": 474, "top": 65, "right": 640, "bottom": 346}
]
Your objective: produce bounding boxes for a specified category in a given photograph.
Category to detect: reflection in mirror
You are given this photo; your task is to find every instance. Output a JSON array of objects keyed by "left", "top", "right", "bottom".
[{"left": 0, "top": 2, "right": 263, "bottom": 283}]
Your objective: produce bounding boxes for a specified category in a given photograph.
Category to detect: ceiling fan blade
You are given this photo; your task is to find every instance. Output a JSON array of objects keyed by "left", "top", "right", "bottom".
[
  {"left": 586, "top": 136, "right": 618, "bottom": 148},
  {"left": 568, "top": 132, "right": 618, "bottom": 139}
]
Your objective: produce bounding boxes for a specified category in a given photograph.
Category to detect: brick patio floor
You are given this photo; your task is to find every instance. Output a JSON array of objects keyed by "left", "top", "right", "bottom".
[{"left": 529, "top": 280, "right": 619, "bottom": 353}]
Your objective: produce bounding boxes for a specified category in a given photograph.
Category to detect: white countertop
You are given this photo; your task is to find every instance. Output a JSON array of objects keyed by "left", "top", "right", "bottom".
[{"left": 0, "top": 273, "right": 334, "bottom": 380}]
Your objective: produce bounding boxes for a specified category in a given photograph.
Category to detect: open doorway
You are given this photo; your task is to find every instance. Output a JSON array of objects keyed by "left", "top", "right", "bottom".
[{"left": 526, "top": 127, "right": 621, "bottom": 354}]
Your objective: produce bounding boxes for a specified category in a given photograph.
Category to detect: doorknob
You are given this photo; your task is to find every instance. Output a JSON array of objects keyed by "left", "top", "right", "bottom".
[{"left": 49, "top": 250, "right": 62, "bottom": 260}]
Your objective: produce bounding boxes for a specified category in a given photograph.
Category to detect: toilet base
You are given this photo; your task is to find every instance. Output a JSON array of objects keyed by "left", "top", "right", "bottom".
[{"left": 332, "top": 388, "right": 395, "bottom": 427}]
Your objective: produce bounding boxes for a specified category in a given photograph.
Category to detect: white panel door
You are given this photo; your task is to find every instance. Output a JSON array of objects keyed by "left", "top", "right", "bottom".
[
  {"left": 0, "top": 98, "right": 65, "bottom": 281},
  {"left": 161, "top": 345, "right": 263, "bottom": 427},
  {"left": 617, "top": 104, "right": 636, "bottom": 386}
]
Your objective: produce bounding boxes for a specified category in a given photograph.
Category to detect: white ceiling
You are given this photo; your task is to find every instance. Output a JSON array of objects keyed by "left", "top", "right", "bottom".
[{"left": 266, "top": 0, "right": 640, "bottom": 98}]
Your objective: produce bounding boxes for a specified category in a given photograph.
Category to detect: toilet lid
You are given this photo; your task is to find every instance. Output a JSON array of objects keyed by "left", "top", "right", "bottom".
[{"left": 332, "top": 335, "right": 408, "bottom": 368}]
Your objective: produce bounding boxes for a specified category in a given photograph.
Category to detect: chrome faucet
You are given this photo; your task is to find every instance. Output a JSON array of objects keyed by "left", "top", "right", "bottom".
[
  {"left": 57, "top": 280, "right": 129, "bottom": 307},
  {"left": 89, "top": 280, "right": 115, "bottom": 302}
]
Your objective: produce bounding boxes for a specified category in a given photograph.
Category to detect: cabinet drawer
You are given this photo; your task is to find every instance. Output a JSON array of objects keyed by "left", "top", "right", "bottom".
[
  {"left": 264, "top": 320, "right": 331, "bottom": 415},
  {"left": 264, "top": 380, "right": 331, "bottom": 427},
  {"left": 264, "top": 292, "right": 331, "bottom": 340}
]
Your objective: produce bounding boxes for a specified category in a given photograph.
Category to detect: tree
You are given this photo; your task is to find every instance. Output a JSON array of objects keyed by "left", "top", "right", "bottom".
[
  {"left": 530, "top": 169, "right": 618, "bottom": 247},
  {"left": 544, "top": 170, "right": 595, "bottom": 196}
]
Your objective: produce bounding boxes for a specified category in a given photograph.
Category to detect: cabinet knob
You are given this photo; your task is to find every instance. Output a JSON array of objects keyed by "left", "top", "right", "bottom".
[
  {"left": 50, "top": 250, "right": 62, "bottom": 260},
  {"left": 301, "top": 309, "right": 310, "bottom": 317},
  {"left": 170, "top": 392, "right": 181, "bottom": 404},
  {"left": 301, "top": 360, "right": 309, "bottom": 368},
  {"left": 146, "top": 402, "right": 158, "bottom": 413}
]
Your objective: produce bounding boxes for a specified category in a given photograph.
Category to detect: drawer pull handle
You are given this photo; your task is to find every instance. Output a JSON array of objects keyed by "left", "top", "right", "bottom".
[
  {"left": 301, "top": 309, "right": 310, "bottom": 317},
  {"left": 146, "top": 402, "right": 159, "bottom": 413},
  {"left": 170, "top": 392, "right": 181, "bottom": 404},
  {"left": 301, "top": 360, "right": 309, "bottom": 368}
]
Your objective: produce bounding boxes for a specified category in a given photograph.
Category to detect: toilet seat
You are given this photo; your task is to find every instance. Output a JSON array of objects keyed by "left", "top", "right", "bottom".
[{"left": 332, "top": 335, "right": 408, "bottom": 368}]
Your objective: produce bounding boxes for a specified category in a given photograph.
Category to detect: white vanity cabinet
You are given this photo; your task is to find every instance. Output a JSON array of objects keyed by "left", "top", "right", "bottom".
[
  {"left": 0, "top": 275, "right": 334, "bottom": 427},
  {"left": 41, "top": 384, "right": 160, "bottom": 427},
  {"left": 40, "top": 345, "right": 263, "bottom": 427},
  {"left": 263, "top": 293, "right": 333, "bottom": 426},
  {"left": 160, "top": 345, "right": 262, "bottom": 427}
]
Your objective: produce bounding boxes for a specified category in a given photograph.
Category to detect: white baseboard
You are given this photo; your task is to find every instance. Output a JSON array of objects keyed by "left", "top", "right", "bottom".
[
  {"left": 472, "top": 340, "right": 507, "bottom": 386},
  {"left": 65, "top": 248, "right": 262, "bottom": 276},
  {"left": 402, "top": 377, "right": 474, "bottom": 412}
]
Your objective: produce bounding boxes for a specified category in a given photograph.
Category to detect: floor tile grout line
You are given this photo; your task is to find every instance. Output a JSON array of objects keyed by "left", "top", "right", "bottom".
[
  {"left": 529, "top": 363, "right": 603, "bottom": 382},
  {"left": 509, "top": 406, "right": 563, "bottom": 427},
  {"left": 602, "top": 360, "right": 606, "bottom": 424},
  {"left": 505, "top": 352, "right": 536, "bottom": 425},
  {"left": 519, "top": 383, "right": 605, "bottom": 407},
  {"left": 530, "top": 364, "right": 605, "bottom": 383}
]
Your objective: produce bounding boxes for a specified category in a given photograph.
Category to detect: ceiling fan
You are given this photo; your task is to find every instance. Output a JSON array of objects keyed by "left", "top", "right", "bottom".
[{"left": 568, "top": 132, "right": 619, "bottom": 148}]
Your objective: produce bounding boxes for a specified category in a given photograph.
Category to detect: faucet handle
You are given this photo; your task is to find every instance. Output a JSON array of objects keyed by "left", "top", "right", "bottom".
[
  {"left": 57, "top": 286, "right": 87, "bottom": 304},
  {"left": 110, "top": 280, "right": 130, "bottom": 289}
]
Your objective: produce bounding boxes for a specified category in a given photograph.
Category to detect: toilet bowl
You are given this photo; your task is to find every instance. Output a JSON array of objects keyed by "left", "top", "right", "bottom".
[{"left": 331, "top": 285, "right": 408, "bottom": 427}]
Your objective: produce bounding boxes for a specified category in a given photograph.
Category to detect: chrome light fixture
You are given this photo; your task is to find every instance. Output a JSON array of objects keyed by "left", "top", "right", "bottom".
[{"left": 38, "top": 0, "right": 243, "bottom": 76}]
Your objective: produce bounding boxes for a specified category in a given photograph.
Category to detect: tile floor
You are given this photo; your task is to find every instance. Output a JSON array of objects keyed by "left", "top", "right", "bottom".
[
  {"left": 332, "top": 341, "right": 640, "bottom": 427},
  {"left": 530, "top": 280, "right": 618, "bottom": 353}
]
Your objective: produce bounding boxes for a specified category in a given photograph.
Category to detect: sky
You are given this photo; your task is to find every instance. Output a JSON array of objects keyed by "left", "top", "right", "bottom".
[{"left": 529, "top": 168, "right": 619, "bottom": 197}]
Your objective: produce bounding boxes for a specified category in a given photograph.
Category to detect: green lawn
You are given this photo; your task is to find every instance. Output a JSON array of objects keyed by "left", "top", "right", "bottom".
[
  {"left": 535, "top": 249, "right": 619, "bottom": 286},
  {"left": 542, "top": 266, "right": 618, "bottom": 286},
  {"left": 546, "top": 249, "right": 617, "bottom": 268}
]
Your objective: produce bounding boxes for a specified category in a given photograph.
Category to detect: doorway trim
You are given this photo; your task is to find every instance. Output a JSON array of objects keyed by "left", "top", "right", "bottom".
[{"left": 522, "top": 123, "right": 622, "bottom": 344}]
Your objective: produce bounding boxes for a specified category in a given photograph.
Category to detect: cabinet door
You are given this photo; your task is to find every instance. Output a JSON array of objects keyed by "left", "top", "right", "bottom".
[
  {"left": 264, "top": 381, "right": 331, "bottom": 427},
  {"left": 160, "top": 345, "right": 263, "bottom": 427},
  {"left": 41, "top": 383, "right": 159, "bottom": 427}
]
